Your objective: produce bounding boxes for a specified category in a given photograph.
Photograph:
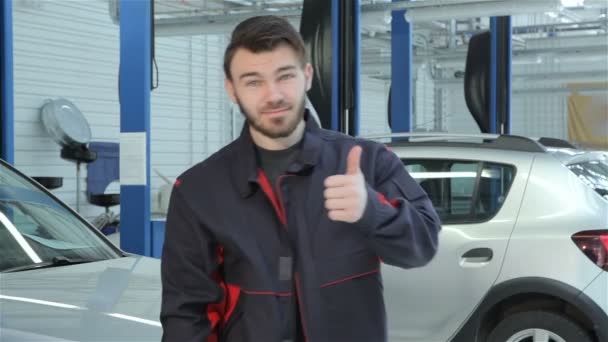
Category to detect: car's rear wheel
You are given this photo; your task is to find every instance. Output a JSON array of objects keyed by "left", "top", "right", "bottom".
[{"left": 487, "top": 310, "right": 592, "bottom": 342}]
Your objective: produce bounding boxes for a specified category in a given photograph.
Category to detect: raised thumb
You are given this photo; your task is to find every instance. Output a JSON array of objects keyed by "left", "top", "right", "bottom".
[{"left": 346, "top": 145, "right": 362, "bottom": 175}]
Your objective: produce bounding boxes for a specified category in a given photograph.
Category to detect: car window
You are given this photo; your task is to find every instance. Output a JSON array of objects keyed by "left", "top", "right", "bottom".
[
  {"left": 403, "top": 159, "right": 515, "bottom": 224},
  {"left": 0, "top": 161, "right": 122, "bottom": 272},
  {"left": 567, "top": 158, "right": 608, "bottom": 199}
]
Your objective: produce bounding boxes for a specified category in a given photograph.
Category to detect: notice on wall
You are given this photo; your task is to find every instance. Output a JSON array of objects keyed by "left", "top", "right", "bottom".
[{"left": 120, "top": 132, "right": 147, "bottom": 185}]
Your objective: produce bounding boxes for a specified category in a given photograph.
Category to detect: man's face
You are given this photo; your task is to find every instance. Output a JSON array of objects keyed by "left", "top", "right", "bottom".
[{"left": 225, "top": 44, "right": 313, "bottom": 139}]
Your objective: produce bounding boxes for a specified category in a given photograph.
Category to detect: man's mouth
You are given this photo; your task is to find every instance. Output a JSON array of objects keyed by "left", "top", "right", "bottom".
[{"left": 262, "top": 107, "right": 290, "bottom": 116}]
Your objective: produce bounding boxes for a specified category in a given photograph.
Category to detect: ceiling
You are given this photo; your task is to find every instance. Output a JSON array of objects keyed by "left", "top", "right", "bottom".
[{"left": 144, "top": 0, "right": 608, "bottom": 82}]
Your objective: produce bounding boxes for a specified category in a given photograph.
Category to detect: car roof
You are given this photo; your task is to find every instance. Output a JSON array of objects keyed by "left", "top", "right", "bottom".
[
  {"left": 365, "top": 133, "right": 604, "bottom": 158},
  {"left": 369, "top": 133, "right": 547, "bottom": 153},
  {"left": 547, "top": 148, "right": 608, "bottom": 165}
]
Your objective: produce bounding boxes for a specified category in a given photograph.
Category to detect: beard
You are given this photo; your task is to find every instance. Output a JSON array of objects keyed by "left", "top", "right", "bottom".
[{"left": 237, "top": 94, "right": 306, "bottom": 139}]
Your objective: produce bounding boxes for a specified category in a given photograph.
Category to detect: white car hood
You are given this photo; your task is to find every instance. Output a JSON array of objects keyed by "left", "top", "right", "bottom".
[{"left": 0, "top": 256, "right": 163, "bottom": 341}]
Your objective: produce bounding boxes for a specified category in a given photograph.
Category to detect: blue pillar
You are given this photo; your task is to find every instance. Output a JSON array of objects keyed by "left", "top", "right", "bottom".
[
  {"left": 330, "top": 0, "right": 339, "bottom": 131},
  {"left": 489, "top": 18, "right": 498, "bottom": 134},
  {"left": 352, "top": 0, "right": 361, "bottom": 136},
  {"left": 504, "top": 17, "right": 512, "bottom": 134},
  {"left": 490, "top": 16, "right": 512, "bottom": 134},
  {"left": 391, "top": 4, "right": 413, "bottom": 133},
  {"left": 119, "top": 0, "right": 151, "bottom": 256},
  {"left": 1, "top": 0, "right": 14, "bottom": 164}
]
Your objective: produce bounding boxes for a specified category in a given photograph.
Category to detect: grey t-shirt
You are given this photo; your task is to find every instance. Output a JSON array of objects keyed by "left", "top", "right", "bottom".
[{"left": 257, "top": 143, "right": 301, "bottom": 192}]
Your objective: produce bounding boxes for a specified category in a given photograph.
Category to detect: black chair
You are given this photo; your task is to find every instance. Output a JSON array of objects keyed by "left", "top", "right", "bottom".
[
  {"left": 86, "top": 142, "right": 120, "bottom": 234},
  {"left": 61, "top": 144, "right": 97, "bottom": 212}
]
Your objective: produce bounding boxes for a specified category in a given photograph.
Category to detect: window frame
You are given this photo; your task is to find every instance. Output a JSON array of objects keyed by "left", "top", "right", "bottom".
[{"left": 402, "top": 158, "right": 517, "bottom": 225}]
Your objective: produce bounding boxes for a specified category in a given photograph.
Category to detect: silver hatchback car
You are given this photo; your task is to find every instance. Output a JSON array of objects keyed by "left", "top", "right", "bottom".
[{"left": 376, "top": 133, "right": 608, "bottom": 342}]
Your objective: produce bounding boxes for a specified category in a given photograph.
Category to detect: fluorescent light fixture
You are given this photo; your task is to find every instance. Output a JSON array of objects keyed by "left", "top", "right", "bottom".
[
  {"left": 410, "top": 170, "right": 501, "bottom": 179},
  {"left": 0, "top": 211, "right": 42, "bottom": 263},
  {"left": 404, "top": 0, "right": 562, "bottom": 22},
  {"left": 411, "top": 172, "right": 477, "bottom": 179},
  {"left": 106, "top": 313, "right": 162, "bottom": 327},
  {"left": 0, "top": 295, "right": 83, "bottom": 310},
  {"left": 560, "top": 0, "right": 584, "bottom": 7}
]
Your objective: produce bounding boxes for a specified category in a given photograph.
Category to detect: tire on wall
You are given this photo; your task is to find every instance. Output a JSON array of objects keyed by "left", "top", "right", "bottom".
[{"left": 487, "top": 310, "right": 593, "bottom": 342}]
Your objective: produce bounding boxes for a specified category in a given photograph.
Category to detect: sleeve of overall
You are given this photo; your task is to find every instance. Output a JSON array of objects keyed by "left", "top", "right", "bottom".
[
  {"left": 353, "top": 147, "right": 442, "bottom": 269},
  {"left": 160, "top": 185, "right": 222, "bottom": 342}
]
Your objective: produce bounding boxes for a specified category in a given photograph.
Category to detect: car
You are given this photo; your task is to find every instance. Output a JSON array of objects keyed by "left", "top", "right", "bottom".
[
  {"left": 373, "top": 133, "right": 608, "bottom": 342},
  {"left": 3, "top": 132, "right": 607, "bottom": 342},
  {"left": 0, "top": 159, "right": 162, "bottom": 341}
]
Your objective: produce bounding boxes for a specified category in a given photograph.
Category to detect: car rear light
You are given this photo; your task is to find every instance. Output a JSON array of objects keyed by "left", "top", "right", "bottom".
[{"left": 572, "top": 230, "right": 608, "bottom": 271}]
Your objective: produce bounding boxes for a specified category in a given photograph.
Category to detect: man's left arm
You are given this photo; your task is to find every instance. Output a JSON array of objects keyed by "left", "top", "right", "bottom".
[{"left": 324, "top": 145, "right": 441, "bottom": 269}]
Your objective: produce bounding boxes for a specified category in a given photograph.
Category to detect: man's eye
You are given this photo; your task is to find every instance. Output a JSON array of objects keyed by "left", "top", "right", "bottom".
[
  {"left": 246, "top": 80, "right": 261, "bottom": 87},
  {"left": 279, "top": 74, "right": 295, "bottom": 81}
]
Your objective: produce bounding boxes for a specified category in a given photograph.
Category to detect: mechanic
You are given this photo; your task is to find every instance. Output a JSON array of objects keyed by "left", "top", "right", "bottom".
[{"left": 160, "top": 15, "right": 441, "bottom": 342}]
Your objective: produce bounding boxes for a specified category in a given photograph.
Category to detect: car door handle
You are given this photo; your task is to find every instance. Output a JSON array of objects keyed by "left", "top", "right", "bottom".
[{"left": 460, "top": 248, "right": 493, "bottom": 267}]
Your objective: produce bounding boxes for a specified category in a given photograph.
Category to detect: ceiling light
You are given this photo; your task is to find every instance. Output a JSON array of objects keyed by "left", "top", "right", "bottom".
[
  {"left": 545, "top": 11, "right": 559, "bottom": 18},
  {"left": 404, "top": 1, "right": 561, "bottom": 23},
  {"left": 560, "top": 0, "right": 584, "bottom": 7}
]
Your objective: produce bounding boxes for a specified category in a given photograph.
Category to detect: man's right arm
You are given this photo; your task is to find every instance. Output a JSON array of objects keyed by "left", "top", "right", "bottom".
[{"left": 160, "top": 184, "right": 222, "bottom": 342}]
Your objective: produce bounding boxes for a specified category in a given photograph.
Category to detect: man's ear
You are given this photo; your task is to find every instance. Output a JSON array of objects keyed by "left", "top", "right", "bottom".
[
  {"left": 304, "top": 63, "right": 314, "bottom": 91},
  {"left": 224, "top": 78, "right": 237, "bottom": 103}
]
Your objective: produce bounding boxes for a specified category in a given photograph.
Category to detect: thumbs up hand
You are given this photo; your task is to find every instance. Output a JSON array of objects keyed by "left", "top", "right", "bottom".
[{"left": 324, "top": 145, "right": 368, "bottom": 223}]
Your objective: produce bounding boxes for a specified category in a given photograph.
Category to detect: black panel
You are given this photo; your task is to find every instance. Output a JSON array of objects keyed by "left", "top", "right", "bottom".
[
  {"left": 465, "top": 22, "right": 510, "bottom": 134},
  {"left": 0, "top": 3, "right": 4, "bottom": 155},
  {"left": 495, "top": 16, "right": 510, "bottom": 133},
  {"left": 464, "top": 31, "right": 491, "bottom": 133},
  {"left": 300, "top": 0, "right": 333, "bottom": 129},
  {"left": 339, "top": 0, "right": 356, "bottom": 136}
]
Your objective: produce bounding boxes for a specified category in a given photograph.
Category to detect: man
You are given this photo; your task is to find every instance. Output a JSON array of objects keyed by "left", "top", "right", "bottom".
[{"left": 161, "top": 15, "right": 441, "bottom": 342}]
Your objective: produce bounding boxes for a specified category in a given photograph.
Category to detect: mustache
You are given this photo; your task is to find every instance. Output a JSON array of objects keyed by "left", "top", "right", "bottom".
[{"left": 262, "top": 100, "right": 291, "bottom": 112}]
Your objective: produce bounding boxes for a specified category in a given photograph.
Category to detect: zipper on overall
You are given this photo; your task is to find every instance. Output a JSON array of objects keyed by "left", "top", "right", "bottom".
[{"left": 258, "top": 170, "right": 310, "bottom": 341}]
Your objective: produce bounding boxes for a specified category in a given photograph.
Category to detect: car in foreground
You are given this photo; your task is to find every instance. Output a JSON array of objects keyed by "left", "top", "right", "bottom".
[
  {"left": 372, "top": 133, "right": 608, "bottom": 342},
  {"left": 2, "top": 132, "right": 607, "bottom": 342},
  {"left": 0, "top": 159, "right": 162, "bottom": 341}
]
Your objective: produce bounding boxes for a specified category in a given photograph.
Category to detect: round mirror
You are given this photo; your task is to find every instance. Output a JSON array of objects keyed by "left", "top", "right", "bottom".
[{"left": 40, "top": 98, "right": 92, "bottom": 147}]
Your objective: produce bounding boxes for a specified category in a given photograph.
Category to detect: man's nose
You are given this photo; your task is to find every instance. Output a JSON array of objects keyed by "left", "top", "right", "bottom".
[{"left": 264, "top": 81, "right": 284, "bottom": 104}]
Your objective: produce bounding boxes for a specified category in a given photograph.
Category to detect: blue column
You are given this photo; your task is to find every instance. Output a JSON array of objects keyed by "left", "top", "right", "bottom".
[
  {"left": 352, "top": 0, "right": 361, "bottom": 136},
  {"left": 504, "top": 17, "right": 512, "bottom": 134},
  {"left": 490, "top": 16, "right": 512, "bottom": 134},
  {"left": 1, "top": 0, "right": 14, "bottom": 164},
  {"left": 330, "top": 0, "right": 339, "bottom": 131},
  {"left": 391, "top": 4, "right": 413, "bottom": 133},
  {"left": 119, "top": 0, "right": 151, "bottom": 256}
]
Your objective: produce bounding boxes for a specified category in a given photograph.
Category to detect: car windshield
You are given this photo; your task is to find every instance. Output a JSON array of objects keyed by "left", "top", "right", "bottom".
[
  {"left": 0, "top": 161, "right": 122, "bottom": 272},
  {"left": 567, "top": 155, "right": 608, "bottom": 199}
]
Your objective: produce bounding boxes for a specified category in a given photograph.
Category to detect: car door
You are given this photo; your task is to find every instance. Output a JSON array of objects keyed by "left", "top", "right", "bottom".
[{"left": 383, "top": 152, "right": 533, "bottom": 342}]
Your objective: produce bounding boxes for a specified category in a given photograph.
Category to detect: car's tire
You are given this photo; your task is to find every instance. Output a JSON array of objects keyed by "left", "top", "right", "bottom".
[{"left": 487, "top": 310, "right": 593, "bottom": 342}]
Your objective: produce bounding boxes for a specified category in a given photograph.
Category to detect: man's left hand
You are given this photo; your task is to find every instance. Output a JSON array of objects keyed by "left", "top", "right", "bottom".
[{"left": 324, "top": 145, "right": 368, "bottom": 223}]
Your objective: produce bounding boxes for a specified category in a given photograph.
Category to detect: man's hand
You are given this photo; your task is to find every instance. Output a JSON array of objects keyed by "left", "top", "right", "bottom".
[{"left": 324, "top": 145, "right": 368, "bottom": 223}]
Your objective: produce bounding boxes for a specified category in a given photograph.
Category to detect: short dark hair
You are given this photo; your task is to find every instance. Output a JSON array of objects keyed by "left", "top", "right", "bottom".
[{"left": 224, "top": 15, "right": 307, "bottom": 80}]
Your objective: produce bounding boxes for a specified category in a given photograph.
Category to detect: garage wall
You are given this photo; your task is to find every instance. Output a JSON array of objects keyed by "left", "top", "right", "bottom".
[
  {"left": 359, "top": 66, "right": 439, "bottom": 137},
  {"left": 510, "top": 34, "right": 608, "bottom": 139},
  {"left": 12, "top": 0, "right": 121, "bottom": 220},
  {"left": 440, "top": 16, "right": 607, "bottom": 137},
  {"left": 413, "top": 64, "right": 437, "bottom": 131},
  {"left": 150, "top": 35, "right": 231, "bottom": 215},
  {"left": 360, "top": 76, "right": 391, "bottom": 136},
  {"left": 12, "top": 1, "right": 233, "bottom": 220}
]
